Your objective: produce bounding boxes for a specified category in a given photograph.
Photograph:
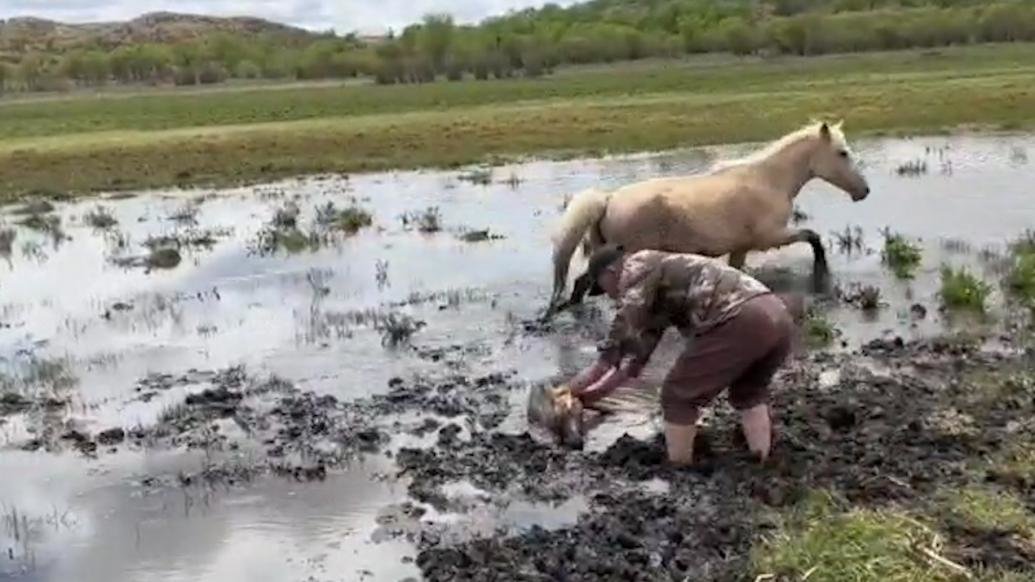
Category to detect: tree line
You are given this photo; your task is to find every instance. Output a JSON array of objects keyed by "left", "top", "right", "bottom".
[{"left": 1, "top": 0, "right": 1035, "bottom": 93}]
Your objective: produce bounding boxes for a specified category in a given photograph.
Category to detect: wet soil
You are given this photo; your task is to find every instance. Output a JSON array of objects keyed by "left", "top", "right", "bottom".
[
  {"left": 411, "top": 337, "right": 1035, "bottom": 580},
  {"left": 60, "top": 328, "right": 1027, "bottom": 581}
]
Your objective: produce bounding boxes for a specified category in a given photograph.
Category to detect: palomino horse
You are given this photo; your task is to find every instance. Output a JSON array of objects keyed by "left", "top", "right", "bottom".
[{"left": 546, "top": 121, "right": 870, "bottom": 316}]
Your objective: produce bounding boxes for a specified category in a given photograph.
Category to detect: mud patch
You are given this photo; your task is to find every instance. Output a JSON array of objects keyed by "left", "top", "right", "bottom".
[{"left": 407, "top": 337, "right": 1035, "bottom": 580}]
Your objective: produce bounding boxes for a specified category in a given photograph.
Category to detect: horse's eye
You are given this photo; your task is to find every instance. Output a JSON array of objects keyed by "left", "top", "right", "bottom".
[{"left": 839, "top": 151, "right": 849, "bottom": 158}]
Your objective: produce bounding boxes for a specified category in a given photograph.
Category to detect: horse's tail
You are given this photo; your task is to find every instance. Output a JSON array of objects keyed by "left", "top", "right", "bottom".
[{"left": 550, "top": 187, "right": 611, "bottom": 305}]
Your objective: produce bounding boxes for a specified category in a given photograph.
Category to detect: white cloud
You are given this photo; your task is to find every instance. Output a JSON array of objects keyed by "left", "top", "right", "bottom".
[{"left": 0, "top": 0, "right": 579, "bottom": 34}]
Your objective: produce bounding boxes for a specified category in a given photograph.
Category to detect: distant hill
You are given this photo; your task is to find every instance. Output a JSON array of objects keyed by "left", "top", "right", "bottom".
[{"left": 0, "top": 11, "right": 317, "bottom": 53}]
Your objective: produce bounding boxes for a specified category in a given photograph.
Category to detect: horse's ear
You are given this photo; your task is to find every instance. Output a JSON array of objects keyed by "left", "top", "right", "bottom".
[{"left": 819, "top": 122, "right": 831, "bottom": 141}]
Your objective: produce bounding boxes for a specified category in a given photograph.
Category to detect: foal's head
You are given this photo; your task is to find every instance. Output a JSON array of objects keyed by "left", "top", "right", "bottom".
[{"left": 809, "top": 122, "right": 870, "bottom": 201}]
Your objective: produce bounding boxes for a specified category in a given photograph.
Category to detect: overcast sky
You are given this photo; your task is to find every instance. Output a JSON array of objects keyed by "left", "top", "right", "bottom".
[{"left": 0, "top": 0, "right": 578, "bottom": 34}]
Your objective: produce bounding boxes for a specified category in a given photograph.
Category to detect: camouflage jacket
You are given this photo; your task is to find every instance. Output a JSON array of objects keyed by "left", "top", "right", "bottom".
[{"left": 597, "top": 249, "right": 771, "bottom": 376}]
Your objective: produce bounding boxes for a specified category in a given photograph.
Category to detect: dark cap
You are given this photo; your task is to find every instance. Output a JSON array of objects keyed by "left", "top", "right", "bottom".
[{"left": 586, "top": 244, "right": 625, "bottom": 296}]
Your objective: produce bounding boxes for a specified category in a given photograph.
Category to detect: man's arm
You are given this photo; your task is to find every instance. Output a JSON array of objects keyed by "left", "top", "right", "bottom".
[
  {"left": 577, "top": 365, "right": 628, "bottom": 406},
  {"left": 578, "top": 328, "right": 662, "bottom": 405},
  {"left": 576, "top": 256, "right": 663, "bottom": 403},
  {"left": 568, "top": 359, "right": 611, "bottom": 393},
  {"left": 623, "top": 325, "right": 664, "bottom": 378}
]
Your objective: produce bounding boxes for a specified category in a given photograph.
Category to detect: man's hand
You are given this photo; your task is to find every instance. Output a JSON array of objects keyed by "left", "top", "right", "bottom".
[
  {"left": 568, "top": 359, "right": 611, "bottom": 394},
  {"left": 576, "top": 366, "right": 629, "bottom": 406}
]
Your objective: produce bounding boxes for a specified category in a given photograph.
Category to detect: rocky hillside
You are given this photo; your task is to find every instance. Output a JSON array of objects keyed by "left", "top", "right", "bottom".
[{"left": 0, "top": 11, "right": 316, "bottom": 54}]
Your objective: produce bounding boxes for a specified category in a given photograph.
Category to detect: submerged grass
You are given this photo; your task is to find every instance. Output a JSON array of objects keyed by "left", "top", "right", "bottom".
[{"left": 3, "top": 44, "right": 1035, "bottom": 200}]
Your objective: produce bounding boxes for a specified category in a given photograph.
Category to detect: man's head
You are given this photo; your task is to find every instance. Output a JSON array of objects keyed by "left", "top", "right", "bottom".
[{"left": 586, "top": 244, "right": 625, "bottom": 299}]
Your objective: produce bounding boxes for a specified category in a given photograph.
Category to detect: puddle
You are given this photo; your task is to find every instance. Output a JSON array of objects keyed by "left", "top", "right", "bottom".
[
  {"left": 0, "top": 451, "right": 415, "bottom": 582},
  {"left": 416, "top": 480, "right": 588, "bottom": 542},
  {"left": 2, "top": 134, "right": 1034, "bottom": 580}
]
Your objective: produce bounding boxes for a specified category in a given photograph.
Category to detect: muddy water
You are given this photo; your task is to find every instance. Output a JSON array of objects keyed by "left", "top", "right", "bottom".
[{"left": 0, "top": 134, "right": 1032, "bottom": 581}]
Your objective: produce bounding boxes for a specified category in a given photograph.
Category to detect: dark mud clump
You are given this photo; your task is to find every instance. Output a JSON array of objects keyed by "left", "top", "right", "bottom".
[
  {"left": 1, "top": 392, "right": 32, "bottom": 415},
  {"left": 397, "top": 432, "right": 582, "bottom": 504},
  {"left": 183, "top": 386, "right": 242, "bottom": 415},
  {"left": 458, "top": 229, "right": 504, "bottom": 243},
  {"left": 147, "top": 247, "right": 182, "bottom": 270},
  {"left": 97, "top": 427, "right": 126, "bottom": 445},
  {"left": 1, "top": 391, "right": 65, "bottom": 416}
]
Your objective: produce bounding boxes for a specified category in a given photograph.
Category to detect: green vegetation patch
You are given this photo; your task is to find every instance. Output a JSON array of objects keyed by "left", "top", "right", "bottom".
[
  {"left": 753, "top": 491, "right": 964, "bottom": 582},
  {"left": 940, "top": 265, "right": 991, "bottom": 312}
]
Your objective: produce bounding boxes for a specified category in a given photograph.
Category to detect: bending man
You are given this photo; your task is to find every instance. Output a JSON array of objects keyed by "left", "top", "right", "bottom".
[{"left": 567, "top": 244, "right": 795, "bottom": 466}]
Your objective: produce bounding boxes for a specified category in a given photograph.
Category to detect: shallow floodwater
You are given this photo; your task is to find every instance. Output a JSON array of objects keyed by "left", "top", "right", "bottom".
[{"left": 1, "top": 134, "right": 1033, "bottom": 581}]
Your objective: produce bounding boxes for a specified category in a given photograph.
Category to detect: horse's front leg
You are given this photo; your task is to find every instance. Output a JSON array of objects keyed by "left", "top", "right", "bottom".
[
  {"left": 542, "top": 270, "right": 595, "bottom": 321},
  {"left": 759, "top": 228, "right": 829, "bottom": 291},
  {"left": 762, "top": 228, "right": 827, "bottom": 268}
]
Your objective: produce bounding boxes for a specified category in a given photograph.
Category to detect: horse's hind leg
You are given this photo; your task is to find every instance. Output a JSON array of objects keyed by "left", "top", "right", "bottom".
[{"left": 568, "top": 271, "right": 594, "bottom": 307}]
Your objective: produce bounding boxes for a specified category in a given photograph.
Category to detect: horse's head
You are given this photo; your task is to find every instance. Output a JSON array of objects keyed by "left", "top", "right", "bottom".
[{"left": 810, "top": 122, "right": 870, "bottom": 201}]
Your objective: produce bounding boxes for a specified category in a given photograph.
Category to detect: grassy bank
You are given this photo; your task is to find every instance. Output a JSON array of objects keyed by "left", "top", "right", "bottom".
[{"left": 2, "top": 44, "right": 1035, "bottom": 202}]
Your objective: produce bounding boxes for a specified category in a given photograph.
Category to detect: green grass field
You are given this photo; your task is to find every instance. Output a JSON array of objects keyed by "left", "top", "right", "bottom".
[{"left": 2, "top": 43, "right": 1035, "bottom": 202}]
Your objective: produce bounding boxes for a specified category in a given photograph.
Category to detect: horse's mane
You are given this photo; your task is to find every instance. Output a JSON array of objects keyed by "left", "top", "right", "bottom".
[{"left": 709, "top": 121, "right": 847, "bottom": 172}]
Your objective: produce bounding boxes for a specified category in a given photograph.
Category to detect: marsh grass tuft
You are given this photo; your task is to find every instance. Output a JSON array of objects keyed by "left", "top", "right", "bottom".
[
  {"left": 402, "top": 206, "right": 442, "bottom": 233},
  {"left": 839, "top": 283, "right": 882, "bottom": 311},
  {"left": 1007, "top": 230, "right": 1035, "bottom": 307},
  {"left": 255, "top": 226, "right": 312, "bottom": 255},
  {"left": 167, "top": 203, "right": 199, "bottom": 224},
  {"left": 895, "top": 159, "right": 928, "bottom": 176},
  {"left": 881, "top": 229, "right": 923, "bottom": 279},
  {"left": 831, "top": 225, "right": 864, "bottom": 254},
  {"left": 315, "top": 201, "right": 373, "bottom": 235},
  {"left": 940, "top": 265, "right": 991, "bottom": 312},
  {"left": 272, "top": 201, "right": 300, "bottom": 229},
  {"left": 84, "top": 206, "right": 118, "bottom": 230},
  {"left": 0, "top": 226, "right": 15, "bottom": 259},
  {"left": 1007, "top": 252, "right": 1035, "bottom": 307},
  {"left": 804, "top": 310, "right": 839, "bottom": 349},
  {"left": 377, "top": 313, "right": 426, "bottom": 347}
]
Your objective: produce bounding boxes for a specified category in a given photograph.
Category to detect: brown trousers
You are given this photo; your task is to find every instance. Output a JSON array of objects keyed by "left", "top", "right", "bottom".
[{"left": 661, "top": 293, "right": 793, "bottom": 425}]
